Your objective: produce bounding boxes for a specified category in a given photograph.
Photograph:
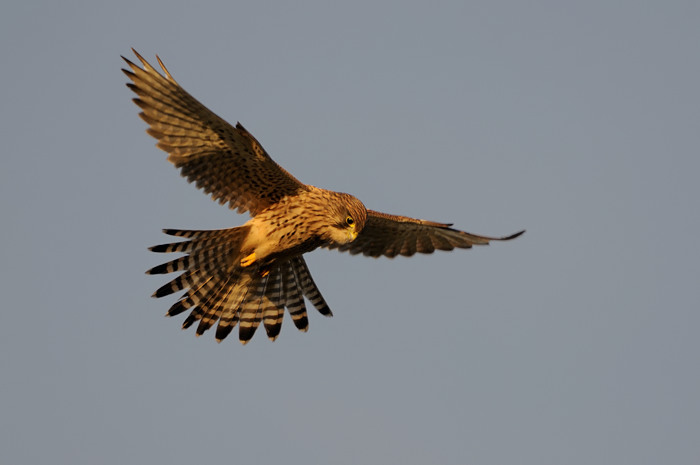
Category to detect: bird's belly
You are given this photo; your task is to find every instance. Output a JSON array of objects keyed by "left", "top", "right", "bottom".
[{"left": 242, "top": 216, "right": 323, "bottom": 266}]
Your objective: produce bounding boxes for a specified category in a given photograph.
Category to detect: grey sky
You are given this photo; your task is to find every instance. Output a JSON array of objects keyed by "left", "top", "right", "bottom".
[{"left": 1, "top": 1, "right": 698, "bottom": 464}]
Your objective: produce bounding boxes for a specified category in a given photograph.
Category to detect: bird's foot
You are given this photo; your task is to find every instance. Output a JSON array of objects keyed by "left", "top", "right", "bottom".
[{"left": 240, "top": 252, "right": 257, "bottom": 267}]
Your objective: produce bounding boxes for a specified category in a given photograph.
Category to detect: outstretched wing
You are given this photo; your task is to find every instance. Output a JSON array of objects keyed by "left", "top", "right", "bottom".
[
  {"left": 122, "top": 49, "right": 305, "bottom": 216},
  {"left": 330, "top": 210, "right": 524, "bottom": 258}
]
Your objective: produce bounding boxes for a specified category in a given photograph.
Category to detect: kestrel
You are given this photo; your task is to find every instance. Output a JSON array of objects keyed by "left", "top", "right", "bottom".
[{"left": 123, "top": 50, "right": 524, "bottom": 344}]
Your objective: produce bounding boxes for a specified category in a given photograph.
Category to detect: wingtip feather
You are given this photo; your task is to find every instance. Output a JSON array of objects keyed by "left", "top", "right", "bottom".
[
  {"left": 501, "top": 229, "right": 526, "bottom": 241},
  {"left": 156, "top": 54, "right": 174, "bottom": 80}
]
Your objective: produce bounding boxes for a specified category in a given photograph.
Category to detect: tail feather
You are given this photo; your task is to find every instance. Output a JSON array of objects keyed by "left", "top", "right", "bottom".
[
  {"left": 291, "top": 256, "right": 332, "bottom": 317},
  {"left": 162, "top": 228, "right": 217, "bottom": 238},
  {"left": 237, "top": 278, "right": 266, "bottom": 343},
  {"left": 182, "top": 306, "right": 204, "bottom": 329},
  {"left": 151, "top": 228, "right": 243, "bottom": 253},
  {"left": 148, "top": 228, "right": 333, "bottom": 343},
  {"left": 166, "top": 275, "right": 213, "bottom": 317},
  {"left": 261, "top": 265, "right": 285, "bottom": 341},
  {"left": 214, "top": 281, "right": 250, "bottom": 342},
  {"left": 147, "top": 243, "right": 233, "bottom": 275},
  {"left": 147, "top": 227, "right": 249, "bottom": 275},
  {"left": 195, "top": 273, "right": 234, "bottom": 336},
  {"left": 284, "top": 264, "right": 309, "bottom": 331},
  {"left": 152, "top": 270, "right": 202, "bottom": 298},
  {"left": 180, "top": 273, "right": 229, "bottom": 326}
]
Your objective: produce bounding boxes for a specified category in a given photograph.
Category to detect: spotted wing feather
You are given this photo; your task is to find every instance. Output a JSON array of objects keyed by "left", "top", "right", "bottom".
[{"left": 122, "top": 50, "right": 306, "bottom": 216}]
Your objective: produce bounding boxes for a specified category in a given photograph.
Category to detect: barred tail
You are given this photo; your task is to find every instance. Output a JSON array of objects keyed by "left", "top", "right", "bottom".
[{"left": 148, "top": 228, "right": 332, "bottom": 344}]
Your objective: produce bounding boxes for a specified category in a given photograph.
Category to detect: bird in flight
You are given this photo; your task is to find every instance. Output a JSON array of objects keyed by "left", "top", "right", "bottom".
[{"left": 123, "top": 49, "right": 524, "bottom": 345}]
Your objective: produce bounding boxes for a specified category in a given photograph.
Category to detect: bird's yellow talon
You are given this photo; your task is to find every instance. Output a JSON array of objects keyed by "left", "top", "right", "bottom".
[
  {"left": 261, "top": 269, "right": 270, "bottom": 277},
  {"left": 240, "top": 252, "right": 257, "bottom": 267}
]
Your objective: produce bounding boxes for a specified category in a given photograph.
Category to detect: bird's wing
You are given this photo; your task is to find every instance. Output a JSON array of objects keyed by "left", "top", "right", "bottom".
[
  {"left": 330, "top": 210, "right": 525, "bottom": 258},
  {"left": 122, "top": 49, "right": 305, "bottom": 216}
]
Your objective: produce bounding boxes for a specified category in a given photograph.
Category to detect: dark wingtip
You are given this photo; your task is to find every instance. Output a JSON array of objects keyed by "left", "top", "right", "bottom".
[
  {"left": 291, "top": 315, "right": 309, "bottom": 332},
  {"left": 167, "top": 300, "right": 189, "bottom": 317},
  {"left": 238, "top": 326, "right": 258, "bottom": 344},
  {"left": 149, "top": 243, "right": 170, "bottom": 253},
  {"left": 316, "top": 304, "right": 333, "bottom": 317},
  {"left": 215, "top": 324, "right": 234, "bottom": 342},
  {"left": 501, "top": 230, "right": 526, "bottom": 241},
  {"left": 152, "top": 282, "right": 176, "bottom": 298},
  {"left": 182, "top": 314, "right": 197, "bottom": 329},
  {"left": 146, "top": 263, "right": 169, "bottom": 275}
]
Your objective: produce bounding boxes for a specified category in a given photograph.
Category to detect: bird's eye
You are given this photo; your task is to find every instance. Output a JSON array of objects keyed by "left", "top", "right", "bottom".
[{"left": 346, "top": 216, "right": 354, "bottom": 226}]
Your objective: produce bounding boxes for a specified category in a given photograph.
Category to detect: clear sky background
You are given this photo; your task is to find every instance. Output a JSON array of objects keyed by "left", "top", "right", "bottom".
[{"left": 1, "top": 1, "right": 698, "bottom": 464}]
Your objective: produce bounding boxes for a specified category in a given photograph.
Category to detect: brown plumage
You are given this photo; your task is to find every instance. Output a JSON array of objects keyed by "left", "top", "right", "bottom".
[{"left": 123, "top": 49, "right": 524, "bottom": 345}]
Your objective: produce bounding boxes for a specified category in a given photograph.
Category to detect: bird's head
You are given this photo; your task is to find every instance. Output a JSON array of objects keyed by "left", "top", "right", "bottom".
[{"left": 323, "top": 192, "right": 367, "bottom": 245}]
